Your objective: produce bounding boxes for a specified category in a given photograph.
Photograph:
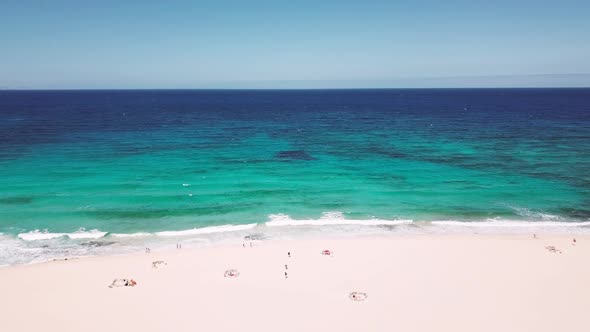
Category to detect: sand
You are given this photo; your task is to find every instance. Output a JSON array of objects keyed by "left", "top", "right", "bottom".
[{"left": 0, "top": 234, "right": 588, "bottom": 332}]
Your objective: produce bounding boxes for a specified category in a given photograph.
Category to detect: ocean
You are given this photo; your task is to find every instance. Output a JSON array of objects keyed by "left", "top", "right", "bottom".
[{"left": 1, "top": 88, "right": 589, "bottom": 265}]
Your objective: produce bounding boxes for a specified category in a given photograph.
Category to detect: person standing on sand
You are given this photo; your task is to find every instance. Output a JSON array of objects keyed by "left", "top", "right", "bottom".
[
  {"left": 285, "top": 271, "right": 288, "bottom": 278},
  {"left": 288, "top": 252, "right": 291, "bottom": 258},
  {"left": 285, "top": 264, "right": 288, "bottom": 270}
]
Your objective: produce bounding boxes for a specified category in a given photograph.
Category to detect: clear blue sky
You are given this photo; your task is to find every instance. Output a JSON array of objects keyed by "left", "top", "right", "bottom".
[{"left": 1, "top": 0, "right": 589, "bottom": 88}]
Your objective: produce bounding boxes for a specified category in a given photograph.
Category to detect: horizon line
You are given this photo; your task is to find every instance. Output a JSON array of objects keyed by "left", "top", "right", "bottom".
[
  {"left": 3, "top": 73, "right": 590, "bottom": 90},
  {"left": 2, "top": 86, "right": 590, "bottom": 91}
]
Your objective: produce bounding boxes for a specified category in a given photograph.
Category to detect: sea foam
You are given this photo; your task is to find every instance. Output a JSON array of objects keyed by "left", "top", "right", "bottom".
[
  {"left": 265, "top": 211, "right": 412, "bottom": 227},
  {"left": 155, "top": 223, "right": 258, "bottom": 237},
  {"left": 17, "top": 229, "right": 107, "bottom": 241}
]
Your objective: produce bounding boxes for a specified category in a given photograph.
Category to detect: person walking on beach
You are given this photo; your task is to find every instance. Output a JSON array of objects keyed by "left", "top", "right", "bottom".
[
  {"left": 288, "top": 252, "right": 291, "bottom": 258},
  {"left": 285, "top": 264, "right": 288, "bottom": 270},
  {"left": 285, "top": 271, "right": 288, "bottom": 279}
]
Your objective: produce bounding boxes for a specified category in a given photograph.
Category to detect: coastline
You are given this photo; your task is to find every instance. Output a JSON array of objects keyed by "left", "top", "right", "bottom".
[
  {"left": 3, "top": 217, "right": 590, "bottom": 267},
  {"left": 1, "top": 233, "right": 588, "bottom": 332}
]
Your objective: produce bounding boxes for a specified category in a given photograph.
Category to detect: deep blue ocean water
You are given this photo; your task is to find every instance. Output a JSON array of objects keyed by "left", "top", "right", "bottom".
[{"left": 1, "top": 89, "right": 589, "bottom": 265}]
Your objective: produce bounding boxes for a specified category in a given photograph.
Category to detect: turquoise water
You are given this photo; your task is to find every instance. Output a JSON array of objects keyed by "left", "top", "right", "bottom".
[{"left": 1, "top": 89, "right": 589, "bottom": 264}]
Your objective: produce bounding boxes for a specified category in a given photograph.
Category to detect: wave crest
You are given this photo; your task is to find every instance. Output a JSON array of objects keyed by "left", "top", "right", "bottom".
[
  {"left": 155, "top": 223, "right": 258, "bottom": 237},
  {"left": 266, "top": 211, "right": 412, "bottom": 227},
  {"left": 17, "top": 229, "right": 107, "bottom": 241}
]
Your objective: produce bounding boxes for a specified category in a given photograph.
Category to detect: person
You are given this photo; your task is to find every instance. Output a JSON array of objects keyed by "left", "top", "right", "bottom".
[
  {"left": 288, "top": 252, "right": 291, "bottom": 258},
  {"left": 573, "top": 238, "right": 577, "bottom": 246},
  {"left": 109, "top": 278, "right": 137, "bottom": 288},
  {"left": 152, "top": 260, "right": 167, "bottom": 268},
  {"left": 284, "top": 271, "right": 288, "bottom": 279},
  {"left": 285, "top": 264, "right": 288, "bottom": 270}
]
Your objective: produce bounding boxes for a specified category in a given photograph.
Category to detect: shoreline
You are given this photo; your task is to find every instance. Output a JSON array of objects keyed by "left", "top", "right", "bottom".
[
  {"left": 1, "top": 233, "right": 588, "bottom": 331},
  {"left": 3, "top": 223, "right": 590, "bottom": 268}
]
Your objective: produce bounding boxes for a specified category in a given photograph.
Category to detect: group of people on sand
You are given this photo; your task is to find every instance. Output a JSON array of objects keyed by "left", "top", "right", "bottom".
[
  {"left": 110, "top": 243, "right": 367, "bottom": 302},
  {"left": 533, "top": 234, "right": 578, "bottom": 253},
  {"left": 109, "top": 278, "right": 137, "bottom": 288},
  {"left": 285, "top": 252, "right": 290, "bottom": 278}
]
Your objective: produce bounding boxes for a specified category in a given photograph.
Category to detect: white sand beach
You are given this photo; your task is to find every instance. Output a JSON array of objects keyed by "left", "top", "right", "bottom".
[{"left": 0, "top": 234, "right": 588, "bottom": 332}]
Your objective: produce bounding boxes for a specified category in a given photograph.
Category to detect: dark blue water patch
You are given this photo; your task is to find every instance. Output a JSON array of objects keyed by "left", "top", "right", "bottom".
[
  {"left": 0, "top": 196, "right": 34, "bottom": 205},
  {"left": 364, "top": 145, "right": 409, "bottom": 159},
  {"left": 275, "top": 150, "right": 316, "bottom": 161},
  {"left": 2, "top": 89, "right": 588, "bottom": 150}
]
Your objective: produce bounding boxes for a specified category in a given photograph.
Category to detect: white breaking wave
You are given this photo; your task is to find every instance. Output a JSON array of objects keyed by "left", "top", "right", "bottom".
[
  {"left": 155, "top": 223, "right": 258, "bottom": 237},
  {"left": 17, "top": 229, "right": 107, "bottom": 241},
  {"left": 18, "top": 231, "right": 67, "bottom": 241},
  {"left": 68, "top": 229, "right": 108, "bottom": 239},
  {"left": 12, "top": 216, "right": 590, "bottom": 243},
  {"left": 4, "top": 213, "right": 590, "bottom": 267},
  {"left": 265, "top": 211, "right": 412, "bottom": 227}
]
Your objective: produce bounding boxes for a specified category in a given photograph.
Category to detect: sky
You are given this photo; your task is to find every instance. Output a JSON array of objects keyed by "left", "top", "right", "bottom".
[{"left": 1, "top": 0, "right": 589, "bottom": 89}]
